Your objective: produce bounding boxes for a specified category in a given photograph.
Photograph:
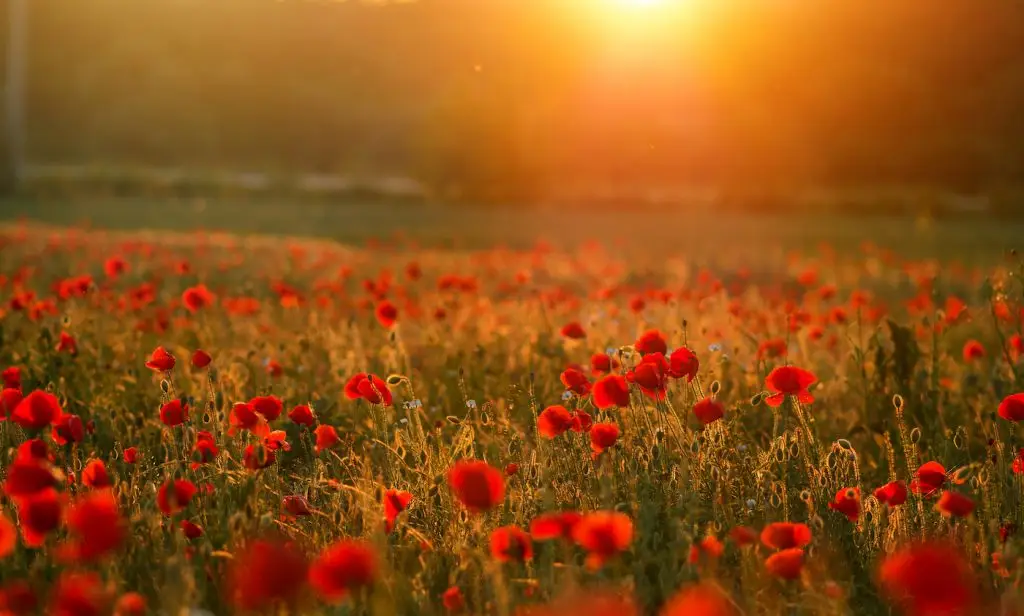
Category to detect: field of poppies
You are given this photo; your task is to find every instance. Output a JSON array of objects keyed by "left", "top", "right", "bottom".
[{"left": 2, "top": 215, "right": 1024, "bottom": 615}]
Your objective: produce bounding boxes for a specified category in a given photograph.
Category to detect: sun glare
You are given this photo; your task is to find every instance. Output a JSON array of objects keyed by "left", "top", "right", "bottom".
[{"left": 617, "top": 0, "right": 666, "bottom": 6}]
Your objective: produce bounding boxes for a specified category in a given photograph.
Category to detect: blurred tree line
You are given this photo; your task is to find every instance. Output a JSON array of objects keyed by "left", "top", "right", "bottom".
[{"left": 10, "top": 0, "right": 1024, "bottom": 203}]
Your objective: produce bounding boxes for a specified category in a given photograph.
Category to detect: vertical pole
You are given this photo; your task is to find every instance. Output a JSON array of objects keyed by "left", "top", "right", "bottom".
[{"left": 3, "top": 0, "right": 27, "bottom": 192}]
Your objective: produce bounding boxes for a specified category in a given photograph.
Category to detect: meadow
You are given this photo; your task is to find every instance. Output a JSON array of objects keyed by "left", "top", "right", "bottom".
[{"left": 1, "top": 199, "right": 1024, "bottom": 615}]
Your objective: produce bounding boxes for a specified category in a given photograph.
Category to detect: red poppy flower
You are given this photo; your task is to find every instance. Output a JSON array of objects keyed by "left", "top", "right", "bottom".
[
  {"left": 157, "top": 479, "right": 197, "bottom": 516},
  {"left": 16, "top": 488, "right": 62, "bottom": 547},
  {"left": 874, "top": 480, "right": 908, "bottom": 506},
  {"left": 998, "top": 393, "right": 1024, "bottom": 422},
  {"left": 0, "top": 580, "right": 37, "bottom": 616},
  {"left": 288, "top": 404, "right": 316, "bottom": 426},
  {"left": 661, "top": 583, "right": 737, "bottom": 616},
  {"left": 182, "top": 284, "right": 214, "bottom": 312},
  {"left": 159, "top": 400, "right": 188, "bottom": 427},
  {"left": 12, "top": 390, "right": 62, "bottom": 431},
  {"left": 275, "top": 496, "right": 309, "bottom": 520},
  {"left": 114, "top": 592, "right": 147, "bottom": 616},
  {"left": 375, "top": 301, "right": 399, "bottom": 328},
  {"left": 55, "top": 332, "right": 77, "bottom": 355},
  {"left": 227, "top": 538, "right": 309, "bottom": 610},
  {"left": 2, "top": 366, "right": 21, "bottom": 390},
  {"left": 530, "top": 511, "right": 582, "bottom": 541},
  {"left": 191, "top": 431, "right": 219, "bottom": 467},
  {"left": 560, "top": 367, "right": 592, "bottom": 396},
  {"left": 1, "top": 388, "right": 23, "bottom": 420},
  {"left": 243, "top": 444, "right": 276, "bottom": 471},
  {"left": 693, "top": 397, "right": 725, "bottom": 426},
  {"left": 343, "top": 373, "right": 393, "bottom": 407},
  {"left": 265, "top": 360, "right": 283, "bottom": 378},
  {"left": 0, "top": 514, "right": 15, "bottom": 559},
  {"left": 262, "top": 429, "right": 290, "bottom": 452},
  {"left": 122, "top": 447, "right": 140, "bottom": 464},
  {"left": 229, "top": 402, "right": 265, "bottom": 435},
  {"left": 760, "top": 522, "right": 812, "bottom": 550},
  {"left": 631, "top": 353, "right": 669, "bottom": 400},
  {"left": 590, "top": 353, "right": 618, "bottom": 376},
  {"left": 962, "top": 340, "right": 985, "bottom": 363},
  {"left": 490, "top": 526, "right": 533, "bottom": 562},
  {"left": 766, "top": 548, "right": 805, "bottom": 580},
  {"left": 878, "top": 542, "right": 975, "bottom": 616},
  {"left": 538, "top": 405, "right": 574, "bottom": 439},
  {"left": 49, "top": 572, "right": 108, "bottom": 616},
  {"left": 590, "top": 423, "right": 620, "bottom": 453},
  {"left": 764, "top": 366, "right": 816, "bottom": 407},
  {"left": 180, "top": 520, "right": 204, "bottom": 539},
  {"left": 757, "top": 338, "right": 788, "bottom": 359},
  {"left": 668, "top": 347, "right": 700, "bottom": 382},
  {"left": 60, "top": 489, "right": 125, "bottom": 562},
  {"left": 103, "top": 255, "right": 128, "bottom": 278},
  {"left": 384, "top": 489, "right": 413, "bottom": 532},
  {"left": 571, "top": 409, "right": 593, "bottom": 433},
  {"left": 81, "top": 460, "right": 111, "bottom": 490},
  {"left": 4, "top": 460, "right": 57, "bottom": 497},
  {"left": 689, "top": 536, "right": 725, "bottom": 565},
  {"left": 309, "top": 540, "right": 377, "bottom": 603},
  {"left": 560, "top": 322, "right": 586, "bottom": 340},
  {"left": 936, "top": 491, "right": 974, "bottom": 518},
  {"left": 314, "top": 424, "right": 341, "bottom": 455},
  {"left": 572, "top": 511, "right": 633, "bottom": 570},
  {"left": 144, "top": 347, "right": 175, "bottom": 372},
  {"left": 15, "top": 439, "right": 50, "bottom": 463},
  {"left": 447, "top": 460, "right": 504, "bottom": 513},
  {"left": 249, "top": 395, "right": 283, "bottom": 421},
  {"left": 593, "top": 375, "right": 630, "bottom": 410},
  {"left": 51, "top": 414, "right": 84, "bottom": 446},
  {"left": 1001, "top": 522, "right": 1017, "bottom": 544},
  {"left": 910, "top": 461, "right": 946, "bottom": 496},
  {"left": 635, "top": 330, "right": 668, "bottom": 356},
  {"left": 191, "top": 349, "right": 212, "bottom": 369},
  {"left": 828, "top": 487, "right": 860, "bottom": 522},
  {"left": 442, "top": 586, "right": 465, "bottom": 612},
  {"left": 729, "top": 525, "right": 758, "bottom": 547},
  {"left": 505, "top": 463, "right": 519, "bottom": 476}
]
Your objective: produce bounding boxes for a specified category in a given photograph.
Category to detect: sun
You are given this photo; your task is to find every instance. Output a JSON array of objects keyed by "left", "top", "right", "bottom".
[{"left": 611, "top": 0, "right": 667, "bottom": 7}]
